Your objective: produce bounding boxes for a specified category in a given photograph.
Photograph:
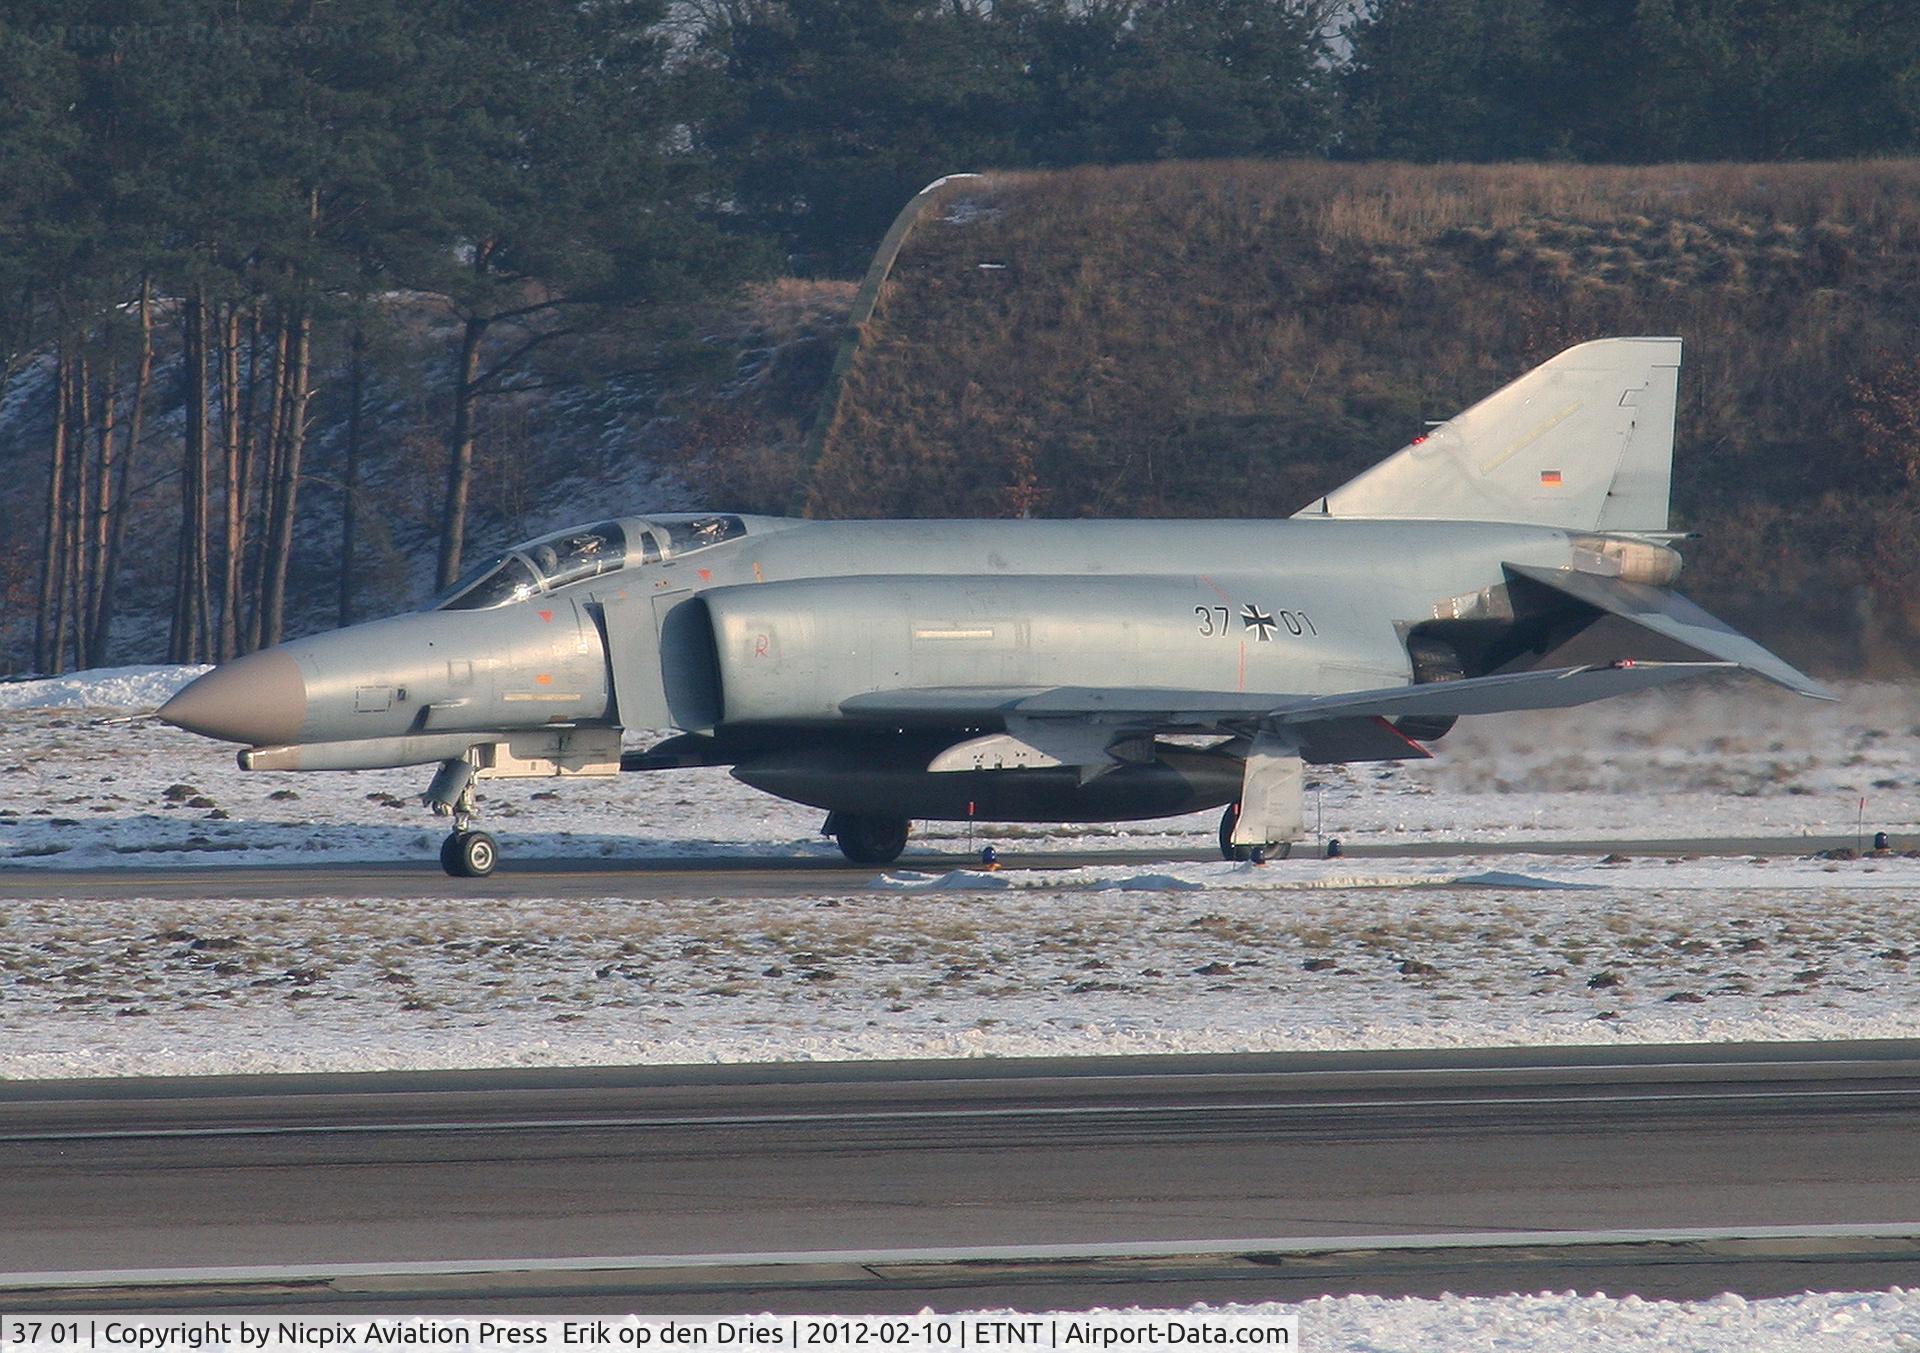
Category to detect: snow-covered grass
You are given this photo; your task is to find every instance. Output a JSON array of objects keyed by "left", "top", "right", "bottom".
[
  {"left": 3, "top": 666, "right": 1919, "bottom": 870},
  {"left": 0, "top": 664, "right": 209, "bottom": 713},
  {"left": 0, "top": 664, "right": 840, "bottom": 867},
  {"left": 6, "top": 853, "right": 1920, "bottom": 1078},
  {"left": 5, "top": 664, "right": 1920, "bottom": 1080}
]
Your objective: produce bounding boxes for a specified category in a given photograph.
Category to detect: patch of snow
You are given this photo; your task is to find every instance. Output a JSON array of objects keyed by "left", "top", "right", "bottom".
[
  {"left": 0, "top": 664, "right": 205, "bottom": 713},
  {"left": 941, "top": 198, "right": 1002, "bottom": 228},
  {"left": 882, "top": 863, "right": 1609, "bottom": 892},
  {"left": 880, "top": 853, "right": 1915, "bottom": 894}
]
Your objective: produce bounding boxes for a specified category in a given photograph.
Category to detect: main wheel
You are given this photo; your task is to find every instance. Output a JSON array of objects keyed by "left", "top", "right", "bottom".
[
  {"left": 1219, "top": 803, "right": 1253, "bottom": 861},
  {"left": 1219, "top": 803, "right": 1293, "bottom": 862},
  {"left": 443, "top": 830, "right": 498, "bottom": 878},
  {"left": 833, "top": 814, "right": 911, "bottom": 865}
]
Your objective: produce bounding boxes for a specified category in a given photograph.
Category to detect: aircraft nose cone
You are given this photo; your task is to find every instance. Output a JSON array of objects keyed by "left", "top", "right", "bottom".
[{"left": 157, "top": 650, "right": 308, "bottom": 745}]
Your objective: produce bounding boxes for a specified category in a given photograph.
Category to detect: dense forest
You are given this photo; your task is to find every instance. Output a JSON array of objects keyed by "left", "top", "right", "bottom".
[{"left": 4, "top": 0, "right": 1920, "bottom": 675}]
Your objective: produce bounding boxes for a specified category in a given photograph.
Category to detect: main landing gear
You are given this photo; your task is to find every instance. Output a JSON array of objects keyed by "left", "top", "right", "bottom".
[
  {"left": 826, "top": 812, "right": 911, "bottom": 865},
  {"left": 426, "top": 758, "right": 498, "bottom": 878},
  {"left": 1218, "top": 802, "right": 1292, "bottom": 863}
]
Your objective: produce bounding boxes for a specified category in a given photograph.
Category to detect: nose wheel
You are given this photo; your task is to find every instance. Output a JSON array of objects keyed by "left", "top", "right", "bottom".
[{"left": 441, "top": 829, "right": 498, "bottom": 878}]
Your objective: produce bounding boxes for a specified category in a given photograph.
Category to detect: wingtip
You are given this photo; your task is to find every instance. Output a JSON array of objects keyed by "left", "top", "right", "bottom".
[{"left": 1757, "top": 670, "right": 1837, "bottom": 701}]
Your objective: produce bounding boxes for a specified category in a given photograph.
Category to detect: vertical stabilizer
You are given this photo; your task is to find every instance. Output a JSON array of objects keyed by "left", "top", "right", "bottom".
[{"left": 1298, "top": 337, "right": 1681, "bottom": 532}]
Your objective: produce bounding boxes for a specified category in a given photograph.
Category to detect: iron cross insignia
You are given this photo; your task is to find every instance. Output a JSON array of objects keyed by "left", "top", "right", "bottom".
[{"left": 1241, "top": 604, "right": 1278, "bottom": 641}]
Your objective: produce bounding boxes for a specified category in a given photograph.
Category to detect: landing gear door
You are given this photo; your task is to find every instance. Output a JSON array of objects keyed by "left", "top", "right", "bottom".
[
  {"left": 590, "top": 591, "right": 673, "bottom": 731},
  {"left": 1233, "top": 734, "right": 1304, "bottom": 848}
]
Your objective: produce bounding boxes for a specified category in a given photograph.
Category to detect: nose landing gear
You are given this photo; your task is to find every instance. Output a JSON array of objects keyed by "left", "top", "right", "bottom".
[{"left": 425, "top": 757, "right": 498, "bottom": 878}]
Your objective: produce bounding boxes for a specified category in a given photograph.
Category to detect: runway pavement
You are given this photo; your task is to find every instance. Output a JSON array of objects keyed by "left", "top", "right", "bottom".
[
  {"left": 0, "top": 832, "right": 1901, "bottom": 901},
  {"left": 4, "top": 1042, "right": 1920, "bottom": 1311}
]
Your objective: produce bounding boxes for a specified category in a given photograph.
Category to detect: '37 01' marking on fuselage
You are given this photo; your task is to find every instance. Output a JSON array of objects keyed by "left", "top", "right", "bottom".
[{"left": 1195, "top": 606, "right": 1317, "bottom": 640}]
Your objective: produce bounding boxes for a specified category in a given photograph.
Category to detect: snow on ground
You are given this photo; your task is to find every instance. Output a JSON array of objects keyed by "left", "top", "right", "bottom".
[
  {"left": 0, "top": 664, "right": 841, "bottom": 867},
  {"left": 4, "top": 665, "right": 1920, "bottom": 1080},
  {"left": 4, "top": 665, "right": 1920, "bottom": 870},
  {"left": 6, "top": 852, "right": 1920, "bottom": 1078},
  {"left": 0, "top": 663, "right": 208, "bottom": 713},
  {"left": 992, "top": 1291, "right": 1920, "bottom": 1352}
]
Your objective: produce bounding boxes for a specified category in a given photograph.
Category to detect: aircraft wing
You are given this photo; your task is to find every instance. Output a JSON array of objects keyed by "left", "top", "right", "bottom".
[
  {"left": 1504, "top": 563, "right": 1835, "bottom": 700},
  {"left": 1259, "top": 659, "right": 1734, "bottom": 723},
  {"left": 841, "top": 660, "right": 1734, "bottom": 756}
]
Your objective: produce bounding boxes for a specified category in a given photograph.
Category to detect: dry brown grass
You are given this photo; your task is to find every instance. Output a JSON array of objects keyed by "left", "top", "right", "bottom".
[{"left": 741, "top": 278, "right": 858, "bottom": 343}]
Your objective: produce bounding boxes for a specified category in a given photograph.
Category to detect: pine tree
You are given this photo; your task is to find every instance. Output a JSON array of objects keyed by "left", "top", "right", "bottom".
[{"left": 407, "top": 0, "right": 751, "bottom": 590}]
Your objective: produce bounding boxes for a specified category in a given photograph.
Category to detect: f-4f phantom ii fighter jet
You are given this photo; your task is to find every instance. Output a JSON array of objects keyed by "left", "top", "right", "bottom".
[{"left": 159, "top": 337, "right": 1830, "bottom": 876}]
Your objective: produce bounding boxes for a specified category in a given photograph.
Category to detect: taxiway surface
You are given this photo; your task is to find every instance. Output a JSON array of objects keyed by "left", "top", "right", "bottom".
[
  {"left": 5, "top": 1043, "right": 1919, "bottom": 1311},
  {"left": 0, "top": 833, "right": 1900, "bottom": 901}
]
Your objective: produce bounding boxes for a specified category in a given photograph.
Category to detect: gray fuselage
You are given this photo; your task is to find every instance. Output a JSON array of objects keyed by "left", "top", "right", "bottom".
[{"left": 167, "top": 514, "right": 1590, "bottom": 822}]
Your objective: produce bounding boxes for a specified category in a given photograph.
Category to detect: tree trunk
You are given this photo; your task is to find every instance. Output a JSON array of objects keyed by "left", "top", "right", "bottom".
[
  {"left": 260, "top": 309, "right": 312, "bottom": 647},
  {"left": 437, "top": 242, "right": 497, "bottom": 593},
  {"left": 436, "top": 313, "right": 488, "bottom": 592},
  {"left": 170, "top": 292, "right": 212, "bottom": 664},
  {"left": 192, "top": 301, "right": 215, "bottom": 662},
  {"left": 246, "top": 312, "right": 288, "bottom": 654},
  {"left": 95, "top": 278, "right": 153, "bottom": 667},
  {"left": 68, "top": 352, "right": 93, "bottom": 669},
  {"left": 233, "top": 303, "right": 263, "bottom": 653},
  {"left": 259, "top": 191, "right": 323, "bottom": 648},
  {"left": 54, "top": 364, "right": 80, "bottom": 671},
  {"left": 35, "top": 342, "right": 70, "bottom": 674},
  {"left": 339, "top": 322, "right": 367, "bottom": 627},
  {"left": 51, "top": 360, "right": 75, "bottom": 671},
  {"left": 86, "top": 355, "right": 116, "bottom": 666},
  {"left": 218, "top": 303, "right": 245, "bottom": 660}
]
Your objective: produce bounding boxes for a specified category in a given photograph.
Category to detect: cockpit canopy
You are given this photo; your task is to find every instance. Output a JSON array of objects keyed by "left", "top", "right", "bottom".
[
  {"left": 434, "top": 514, "right": 749, "bottom": 611},
  {"left": 661, "top": 513, "right": 746, "bottom": 550}
]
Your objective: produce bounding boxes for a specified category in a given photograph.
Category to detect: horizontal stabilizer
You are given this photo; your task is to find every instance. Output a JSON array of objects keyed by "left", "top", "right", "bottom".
[{"left": 1506, "top": 563, "right": 1835, "bottom": 700}]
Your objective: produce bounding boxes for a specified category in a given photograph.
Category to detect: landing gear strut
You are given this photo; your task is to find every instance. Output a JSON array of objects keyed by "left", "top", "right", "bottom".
[
  {"left": 427, "top": 759, "right": 498, "bottom": 878},
  {"left": 1218, "top": 802, "right": 1291, "bottom": 862},
  {"left": 827, "top": 812, "right": 911, "bottom": 865}
]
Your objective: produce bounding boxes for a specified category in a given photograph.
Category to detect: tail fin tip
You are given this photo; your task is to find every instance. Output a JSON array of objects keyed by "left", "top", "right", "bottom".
[{"left": 1299, "top": 336, "right": 1682, "bottom": 533}]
